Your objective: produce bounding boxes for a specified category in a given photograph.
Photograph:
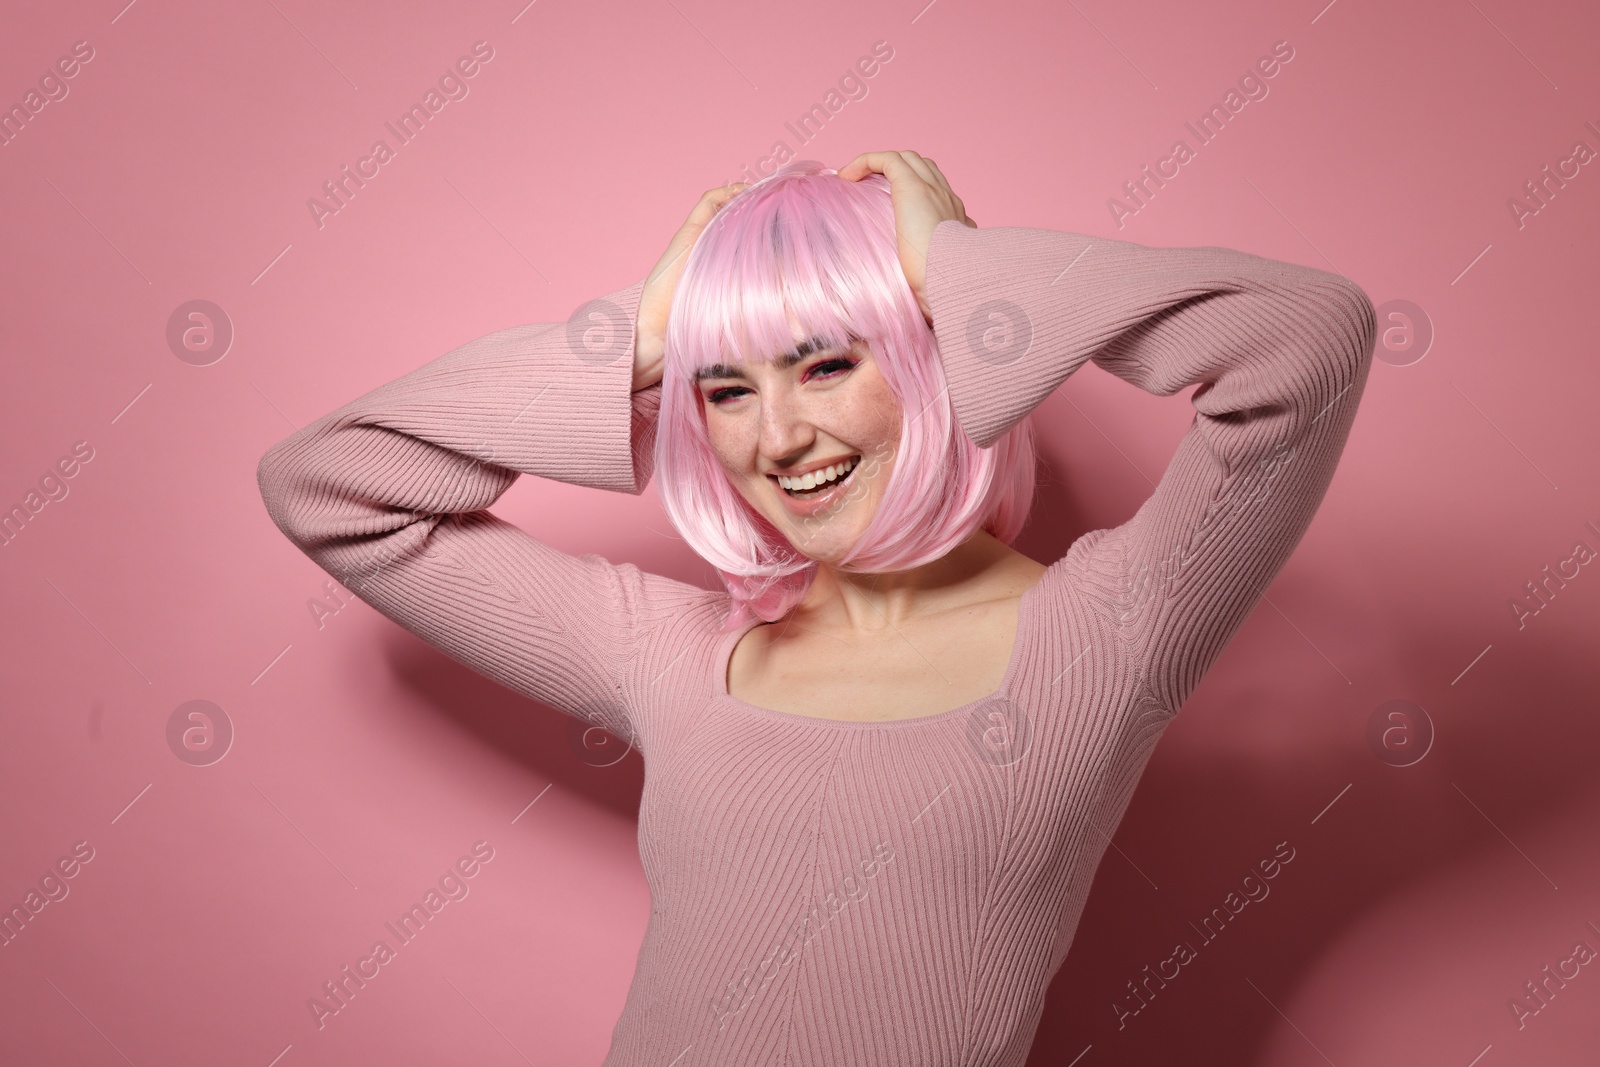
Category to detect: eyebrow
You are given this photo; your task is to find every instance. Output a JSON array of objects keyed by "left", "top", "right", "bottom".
[{"left": 693, "top": 335, "right": 843, "bottom": 382}]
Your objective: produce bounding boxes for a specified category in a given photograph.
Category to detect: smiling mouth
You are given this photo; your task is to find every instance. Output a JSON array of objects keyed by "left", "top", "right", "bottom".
[{"left": 774, "top": 454, "right": 861, "bottom": 498}]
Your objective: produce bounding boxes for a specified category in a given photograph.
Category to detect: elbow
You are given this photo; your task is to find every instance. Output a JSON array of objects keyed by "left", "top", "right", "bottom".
[
  {"left": 1325, "top": 275, "right": 1378, "bottom": 374},
  {"left": 1335, "top": 276, "right": 1378, "bottom": 372},
  {"left": 255, "top": 437, "right": 311, "bottom": 545},
  {"left": 1297, "top": 274, "right": 1377, "bottom": 404}
]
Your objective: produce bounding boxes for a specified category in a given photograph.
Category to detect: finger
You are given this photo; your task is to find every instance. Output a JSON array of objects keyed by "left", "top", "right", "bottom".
[
  {"left": 836, "top": 151, "right": 874, "bottom": 180},
  {"left": 837, "top": 152, "right": 875, "bottom": 180},
  {"left": 919, "top": 157, "right": 971, "bottom": 222},
  {"left": 695, "top": 182, "right": 746, "bottom": 209},
  {"left": 688, "top": 183, "right": 748, "bottom": 224},
  {"left": 922, "top": 157, "right": 954, "bottom": 195},
  {"left": 917, "top": 157, "right": 963, "bottom": 218},
  {"left": 896, "top": 150, "right": 939, "bottom": 187},
  {"left": 838, "top": 150, "right": 923, "bottom": 183}
]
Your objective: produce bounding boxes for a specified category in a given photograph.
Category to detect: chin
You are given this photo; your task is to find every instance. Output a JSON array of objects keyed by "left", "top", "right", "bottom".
[
  {"left": 779, "top": 520, "right": 867, "bottom": 564},
  {"left": 790, "top": 542, "right": 847, "bottom": 565},
  {"left": 745, "top": 482, "right": 878, "bottom": 562}
]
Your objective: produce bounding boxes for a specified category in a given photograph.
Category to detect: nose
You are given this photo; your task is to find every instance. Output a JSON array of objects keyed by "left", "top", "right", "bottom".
[{"left": 756, "top": 383, "right": 816, "bottom": 469}]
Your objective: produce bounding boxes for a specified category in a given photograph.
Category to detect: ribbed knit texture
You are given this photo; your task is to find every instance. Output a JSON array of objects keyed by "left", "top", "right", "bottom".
[{"left": 257, "top": 220, "right": 1376, "bottom": 1065}]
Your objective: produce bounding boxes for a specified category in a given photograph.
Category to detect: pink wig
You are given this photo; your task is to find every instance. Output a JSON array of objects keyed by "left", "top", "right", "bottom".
[{"left": 653, "top": 159, "right": 1038, "bottom": 631}]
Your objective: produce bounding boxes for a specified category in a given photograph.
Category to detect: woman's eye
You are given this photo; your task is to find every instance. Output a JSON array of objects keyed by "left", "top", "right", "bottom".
[
  {"left": 808, "top": 358, "right": 856, "bottom": 380},
  {"left": 704, "top": 358, "right": 855, "bottom": 405}
]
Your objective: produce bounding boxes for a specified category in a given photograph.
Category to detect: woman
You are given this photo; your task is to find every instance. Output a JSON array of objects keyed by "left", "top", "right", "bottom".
[{"left": 257, "top": 150, "right": 1376, "bottom": 1064}]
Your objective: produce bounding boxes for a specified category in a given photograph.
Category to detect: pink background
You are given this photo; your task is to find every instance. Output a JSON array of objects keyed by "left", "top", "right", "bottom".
[{"left": 3, "top": 0, "right": 1598, "bottom": 1064}]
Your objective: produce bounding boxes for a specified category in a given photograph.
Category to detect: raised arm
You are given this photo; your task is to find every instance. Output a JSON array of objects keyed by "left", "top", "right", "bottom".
[
  {"left": 255, "top": 278, "right": 710, "bottom": 750},
  {"left": 924, "top": 220, "right": 1377, "bottom": 717}
]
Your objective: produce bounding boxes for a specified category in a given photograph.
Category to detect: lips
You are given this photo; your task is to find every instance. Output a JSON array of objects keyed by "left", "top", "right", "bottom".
[
  {"left": 770, "top": 454, "right": 863, "bottom": 517},
  {"left": 775, "top": 454, "right": 861, "bottom": 495}
]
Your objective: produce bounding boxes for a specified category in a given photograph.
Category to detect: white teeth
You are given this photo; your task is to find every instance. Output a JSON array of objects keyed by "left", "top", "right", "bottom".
[{"left": 777, "top": 455, "right": 859, "bottom": 493}]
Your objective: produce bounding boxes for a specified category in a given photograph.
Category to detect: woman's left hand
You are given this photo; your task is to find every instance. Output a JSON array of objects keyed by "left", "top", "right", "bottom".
[{"left": 838, "top": 150, "right": 975, "bottom": 323}]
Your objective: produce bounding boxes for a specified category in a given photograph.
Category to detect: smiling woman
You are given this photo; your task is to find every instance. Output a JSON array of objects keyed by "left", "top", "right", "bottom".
[
  {"left": 256, "top": 146, "right": 1376, "bottom": 1066},
  {"left": 654, "top": 159, "right": 1039, "bottom": 628}
]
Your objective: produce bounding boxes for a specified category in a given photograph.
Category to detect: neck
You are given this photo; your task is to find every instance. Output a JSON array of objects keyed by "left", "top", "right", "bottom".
[{"left": 793, "top": 529, "right": 1016, "bottom": 633}]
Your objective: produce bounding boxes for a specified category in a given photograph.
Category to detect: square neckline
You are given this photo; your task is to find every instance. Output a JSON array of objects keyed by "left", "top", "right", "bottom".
[{"left": 711, "top": 558, "right": 1061, "bottom": 729}]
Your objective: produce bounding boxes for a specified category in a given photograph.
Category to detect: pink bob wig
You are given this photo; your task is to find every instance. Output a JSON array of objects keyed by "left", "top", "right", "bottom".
[{"left": 653, "top": 159, "right": 1039, "bottom": 631}]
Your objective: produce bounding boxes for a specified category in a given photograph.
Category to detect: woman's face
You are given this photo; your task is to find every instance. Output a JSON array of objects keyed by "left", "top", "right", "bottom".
[{"left": 695, "top": 330, "right": 902, "bottom": 563}]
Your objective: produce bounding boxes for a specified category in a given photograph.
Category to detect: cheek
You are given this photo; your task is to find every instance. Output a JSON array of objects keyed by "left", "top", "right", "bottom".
[
  {"left": 847, "top": 377, "right": 903, "bottom": 456},
  {"left": 704, "top": 415, "right": 756, "bottom": 477}
]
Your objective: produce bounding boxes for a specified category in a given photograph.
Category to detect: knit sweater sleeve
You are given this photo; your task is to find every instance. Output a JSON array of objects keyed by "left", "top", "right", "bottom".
[
  {"left": 255, "top": 279, "right": 700, "bottom": 748},
  {"left": 924, "top": 221, "right": 1377, "bottom": 717}
]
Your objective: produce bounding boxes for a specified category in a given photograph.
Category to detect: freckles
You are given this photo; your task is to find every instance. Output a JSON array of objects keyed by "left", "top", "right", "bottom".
[
  {"left": 707, "top": 420, "right": 758, "bottom": 476},
  {"left": 848, "top": 380, "right": 903, "bottom": 449}
]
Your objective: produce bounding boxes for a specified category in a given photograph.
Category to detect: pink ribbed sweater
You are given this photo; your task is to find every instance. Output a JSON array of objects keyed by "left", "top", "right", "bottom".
[{"left": 257, "top": 219, "right": 1376, "bottom": 1065}]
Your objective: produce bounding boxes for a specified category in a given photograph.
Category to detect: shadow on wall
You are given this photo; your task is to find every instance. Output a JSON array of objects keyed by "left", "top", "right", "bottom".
[
  {"left": 379, "top": 633, "right": 648, "bottom": 822},
  {"left": 1026, "top": 588, "right": 1599, "bottom": 1065}
]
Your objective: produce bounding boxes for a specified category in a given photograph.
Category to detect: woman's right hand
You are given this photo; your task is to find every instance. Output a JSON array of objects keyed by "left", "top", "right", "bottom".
[
  {"left": 633, "top": 182, "right": 751, "bottom": 392},
  {"left": 837, "top": 150, "right": 974, "bottom": 325}
]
